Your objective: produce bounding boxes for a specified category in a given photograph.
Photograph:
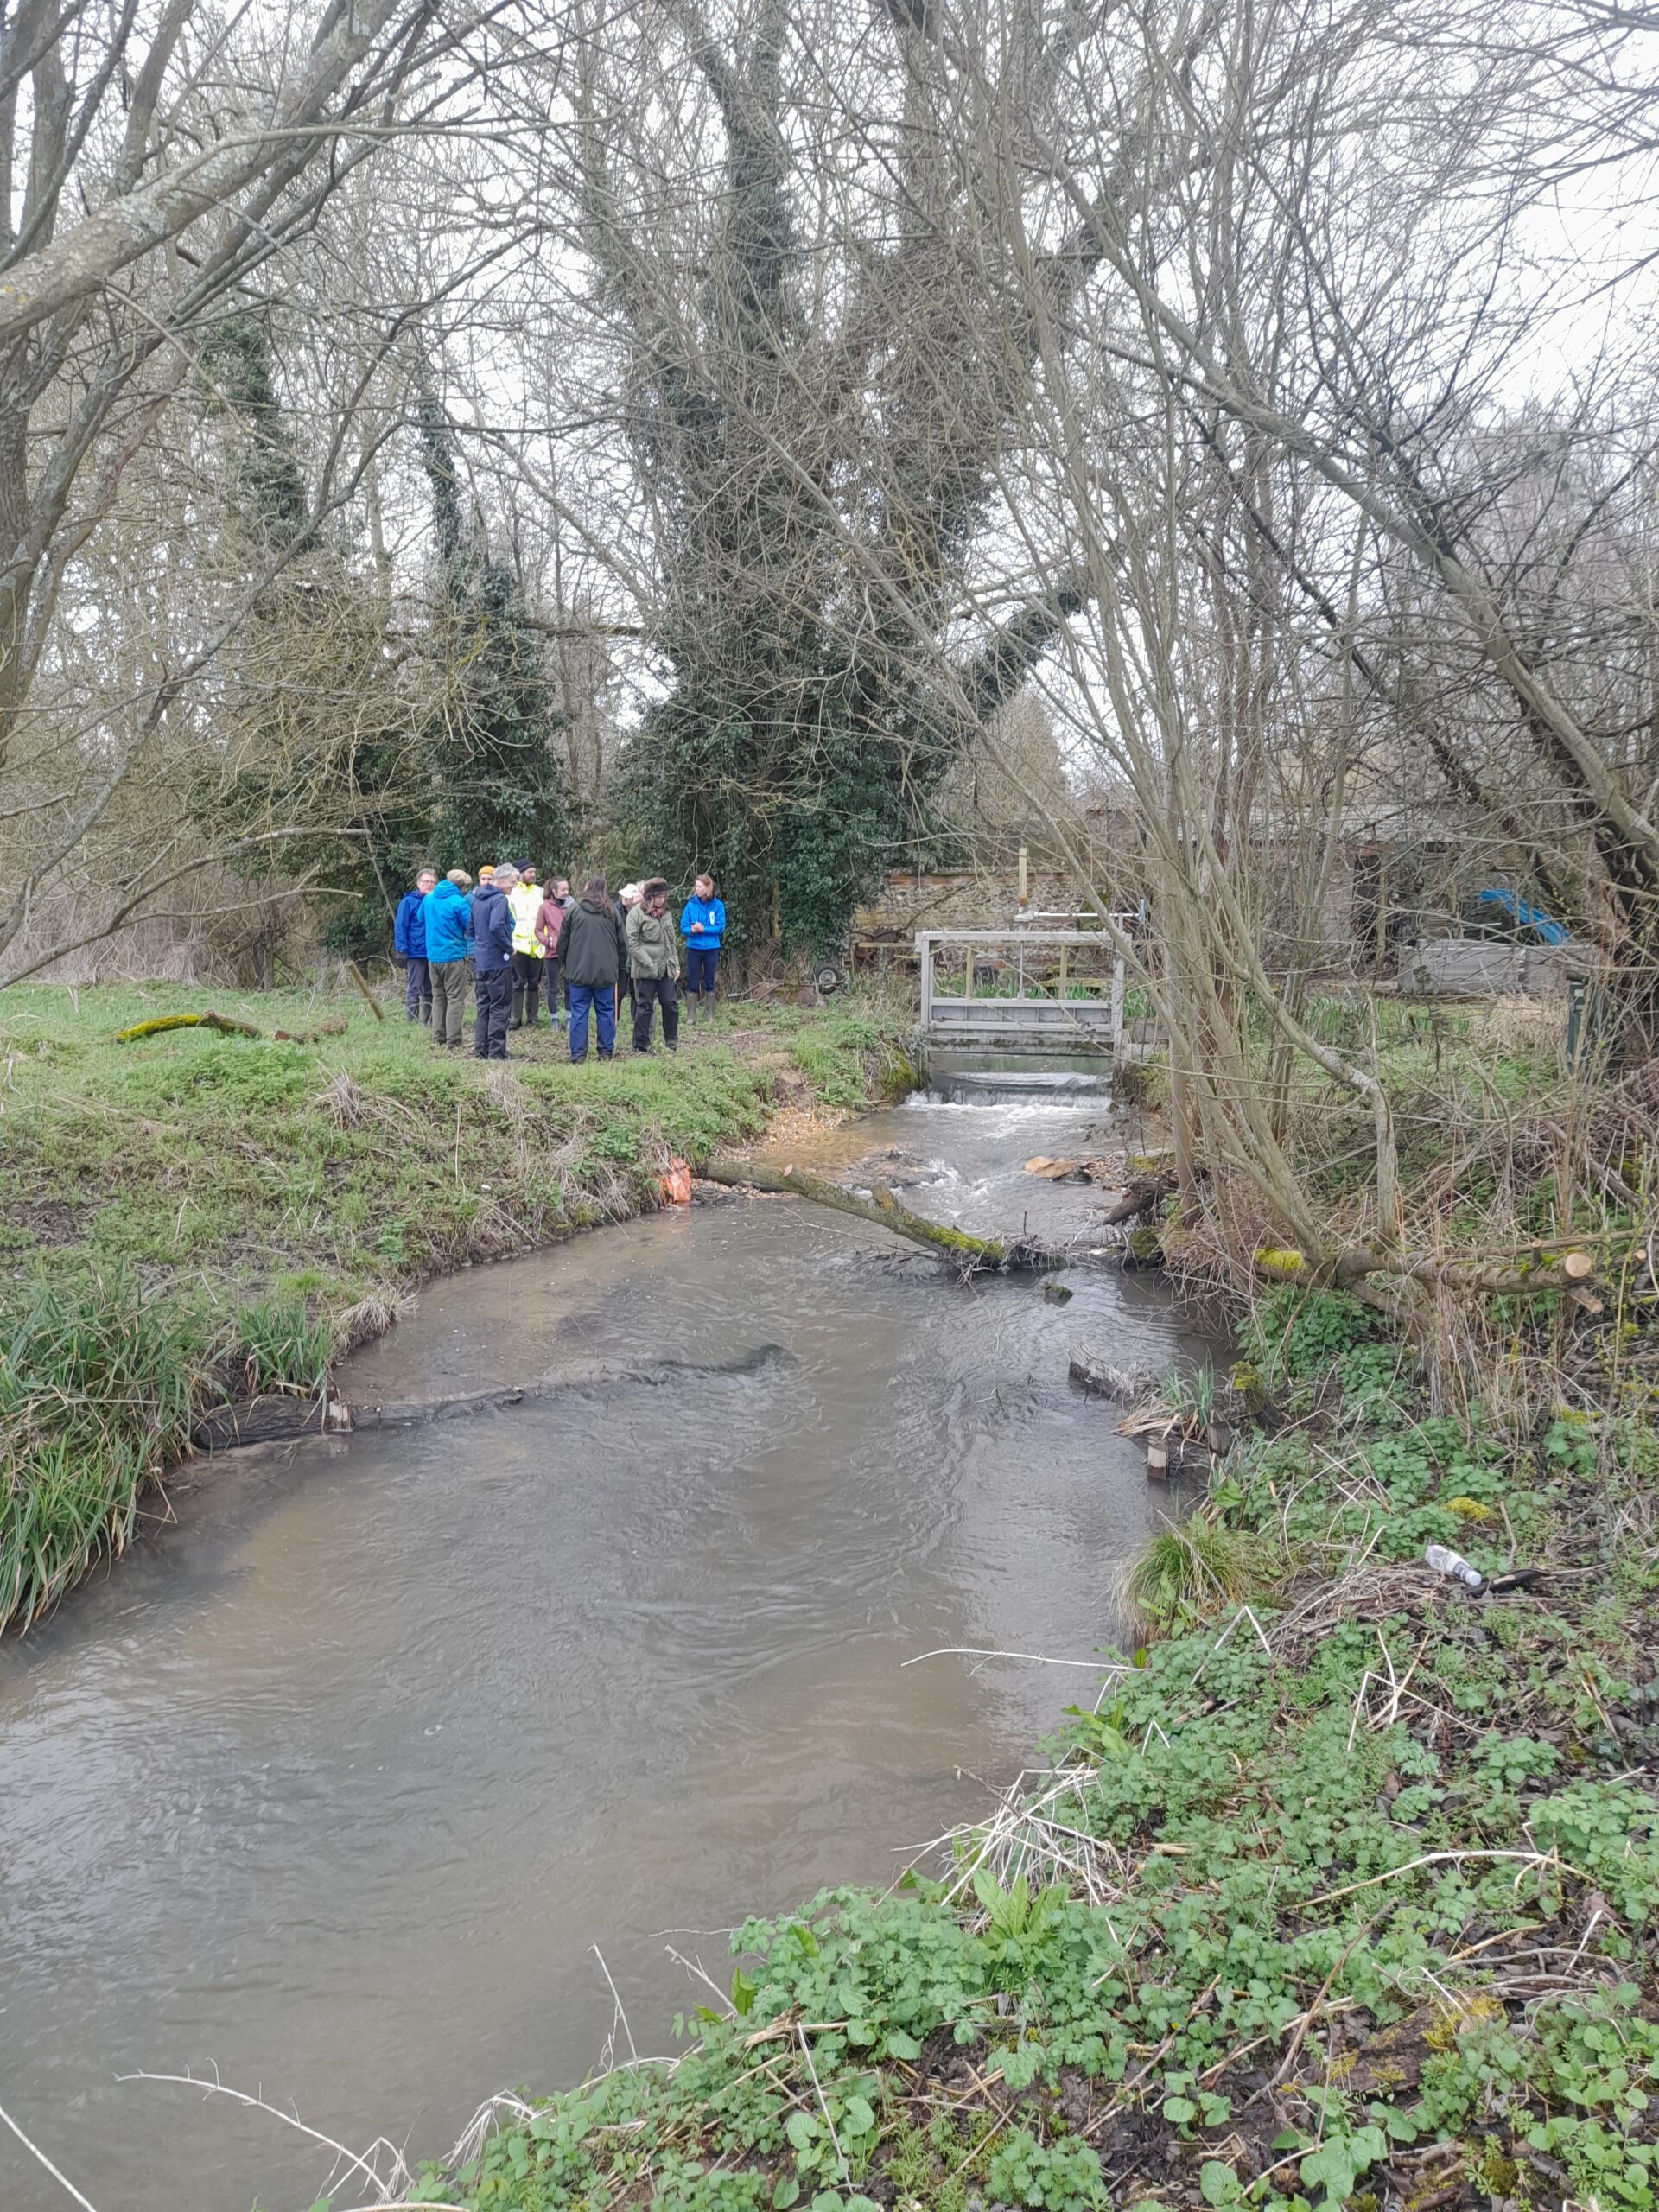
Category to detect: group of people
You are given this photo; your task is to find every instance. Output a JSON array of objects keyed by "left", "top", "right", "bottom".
[{"left": 392, "top": 863, "right": 727, "bottom": 1065}]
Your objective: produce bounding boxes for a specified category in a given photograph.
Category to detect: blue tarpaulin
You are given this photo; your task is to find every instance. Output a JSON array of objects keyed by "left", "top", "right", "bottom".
[{"left": 1475, "top": 888, "right": 1570, "bottom": 946}]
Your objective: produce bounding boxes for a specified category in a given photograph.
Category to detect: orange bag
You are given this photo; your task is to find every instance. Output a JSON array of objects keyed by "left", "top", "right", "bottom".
[{"left": 658, "top": 1157, "right": 692, "bottom": 1206}]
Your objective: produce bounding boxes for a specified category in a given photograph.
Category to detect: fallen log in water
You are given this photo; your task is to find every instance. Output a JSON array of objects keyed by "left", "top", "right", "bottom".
[
  {"left": 700, "top": 1157, "right": 1059, "bottom": 1270},
  {"left": 191, "top": 1389, "right": 349, "bottom": 1450},
  {"left": 192, "top": 1346, "right": 794, "bottom": 1452},
  {"left": 1067, "top": 1348, "right": 1158, "bottom": 1402}
]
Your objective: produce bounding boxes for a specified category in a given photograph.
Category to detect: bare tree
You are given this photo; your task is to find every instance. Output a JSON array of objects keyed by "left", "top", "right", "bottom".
[{"left": 0, "top": 0, "right": 524, "bottom": 974}]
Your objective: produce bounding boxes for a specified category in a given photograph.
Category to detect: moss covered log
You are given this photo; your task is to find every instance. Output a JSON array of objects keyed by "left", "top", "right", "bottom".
[
  {"left": 699, "top": 1156, "right": 1048, "bottom": 1269},
  {"left": 112, "top": 1009, "right": 261, "bottom": 1041}
]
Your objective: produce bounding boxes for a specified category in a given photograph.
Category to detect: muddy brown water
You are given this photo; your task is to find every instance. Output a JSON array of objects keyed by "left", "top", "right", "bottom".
[{"left": 0, "top": 1087, "right": 1211, "bottom": 2212}]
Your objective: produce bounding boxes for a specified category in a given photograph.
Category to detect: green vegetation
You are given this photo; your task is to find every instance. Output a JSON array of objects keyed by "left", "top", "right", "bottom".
[
  {"left": 787, "top": 1009, "right": 918, "bottom": 1109},
  {"left": 0, "top": 982, "right": 910, "bottom": 1630},
  {"left": 1122, "top": 1510, "right": 1274, "bottom": 1634},
  {"left": 394, "top": 1285, "right": 1659, "bottom": 2211},
  {"left": 0, "top": 1263, "right": 198, "bottom": 1628}
]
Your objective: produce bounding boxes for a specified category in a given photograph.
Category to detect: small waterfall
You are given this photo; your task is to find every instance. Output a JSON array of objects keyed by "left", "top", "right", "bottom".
[{"left": 918, "top": 1051, "right": 1113, "bottom": 1106}]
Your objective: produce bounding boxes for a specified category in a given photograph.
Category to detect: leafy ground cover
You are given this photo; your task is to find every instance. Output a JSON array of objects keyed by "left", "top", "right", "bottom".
[
  {"left": 404, "top": 1287, "right": 1659, "bottom": 2212},
  {"left": 0, "top": 982, "right": 912, "bottom": 1630}
]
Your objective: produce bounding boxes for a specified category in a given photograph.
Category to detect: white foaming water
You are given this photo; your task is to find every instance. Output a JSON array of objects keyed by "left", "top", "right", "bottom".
[{"left": 899, "top": 1092, "right": 1103, "bottom": 1118}]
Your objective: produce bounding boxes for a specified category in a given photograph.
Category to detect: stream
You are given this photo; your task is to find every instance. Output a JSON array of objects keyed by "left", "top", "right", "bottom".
[{"left": 0, "top": 1080, "right": 1210, "bottom": 2212}]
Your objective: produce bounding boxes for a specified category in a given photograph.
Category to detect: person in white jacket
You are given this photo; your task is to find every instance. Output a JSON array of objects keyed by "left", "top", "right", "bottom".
[{"left": 507, "top": 863, "right": 546, "bottom": 1029}]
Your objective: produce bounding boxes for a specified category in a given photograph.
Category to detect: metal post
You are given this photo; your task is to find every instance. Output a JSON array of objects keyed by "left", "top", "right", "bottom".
[
  {"left": 918, "top": 933, "right": 932, "bottom": 1033},
  {"left": 1017, "top": 844, "right": 1028, "bottom": 911},
  {"left": 1109, "top": 957, "right": 1124, "bottom": 1055}
]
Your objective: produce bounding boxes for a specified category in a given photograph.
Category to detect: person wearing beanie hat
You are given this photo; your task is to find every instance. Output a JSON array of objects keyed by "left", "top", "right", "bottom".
[
  {"left": 464, "top": 863, "right": 495, "bottom": 983},
  {"left": 626, "top": 878, "right": 680, "bottom": 1052},
  {"left": 506, "top": 864, "right": 545, "bottom": 1030}
]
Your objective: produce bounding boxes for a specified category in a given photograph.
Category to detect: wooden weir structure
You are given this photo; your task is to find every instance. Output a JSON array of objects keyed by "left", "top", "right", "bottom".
[{"left": 916, "top": 928, "right": 1129, "bottom": 1056}]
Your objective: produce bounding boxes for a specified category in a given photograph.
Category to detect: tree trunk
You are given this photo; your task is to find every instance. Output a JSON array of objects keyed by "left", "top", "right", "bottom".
[{"left": 699, "top": 1158, "right": 1057, "bottom": 1269}]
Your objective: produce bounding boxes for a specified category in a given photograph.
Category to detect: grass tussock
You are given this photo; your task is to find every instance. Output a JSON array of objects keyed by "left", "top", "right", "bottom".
[
  {"left": 228, "top": 1292, "right": 337, "bottom": 1397},
  {"left": 0, "top": 1263, "right": 198, "bottom": 1629},
  {"left": 1122, "top": 1510, "right": 1278, "bottom": 1634},
  {"left": 1475, "top": 988, "right": 1571, "bottom": 1058}
]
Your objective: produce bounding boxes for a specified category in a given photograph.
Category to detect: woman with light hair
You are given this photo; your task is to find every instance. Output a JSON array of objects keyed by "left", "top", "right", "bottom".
[{"left": 613, "top": 882, "right": 644, "bottom": 1044}]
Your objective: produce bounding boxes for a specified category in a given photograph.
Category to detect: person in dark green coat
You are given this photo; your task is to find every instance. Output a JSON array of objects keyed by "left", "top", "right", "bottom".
[{"left": 626, "top": 878, "right": 680, "bottom": 1052}]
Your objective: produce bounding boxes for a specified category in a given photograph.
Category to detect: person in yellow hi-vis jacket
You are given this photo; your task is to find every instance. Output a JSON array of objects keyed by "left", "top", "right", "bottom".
[{"left": 506, "top": 861, "right": 546, "bottom": 1029}]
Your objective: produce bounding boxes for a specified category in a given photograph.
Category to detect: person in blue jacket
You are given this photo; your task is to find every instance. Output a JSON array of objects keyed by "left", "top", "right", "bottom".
[
  {"left": 422, "top": 869, "right": 473, "bottom": 1050},
  {"left": 393, "top": 868, "right": 436, "bottom": 1022},
  {"left": 469, "top": 863, "right": 518, "bottom": 1060},
  {"left": 678, "top": 873, "right": 725, "bottom": 1020}
]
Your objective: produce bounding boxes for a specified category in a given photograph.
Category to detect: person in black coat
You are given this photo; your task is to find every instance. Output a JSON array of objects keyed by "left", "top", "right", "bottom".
[
  {"left": 469, "top": 865, "right": 518, "bottom": 1059},
  {"left": 560, "top": 875, "right": 627, "bottom": 1062}
]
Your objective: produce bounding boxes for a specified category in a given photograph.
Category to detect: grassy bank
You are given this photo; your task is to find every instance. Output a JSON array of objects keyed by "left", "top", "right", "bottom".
[
  {"left": 0, "top": 982, "right": 913, "bottom": 1630},
  {"left": 404, "top": 1286, "right": 1659, "bottom": 2212}
]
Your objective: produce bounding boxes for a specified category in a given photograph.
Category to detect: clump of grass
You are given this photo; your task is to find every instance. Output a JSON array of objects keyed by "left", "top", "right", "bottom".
[
  {"left": 0, "top": 1262, "right": 199, "bottom": 1631},
  {"left": 334, "top": 1290, "right": 406, "bottom": 1354},
  {"left": 1122, "top": 1510, "right": 1275, "bottom": 1635},
  {"left": 788, "top": 1005, "right": 910, "bottom": 1109},
  {"left": 1476, "top": 990, "right": 1567, "bottom": 1059},
  {"left": 1157, "top": 1360, "right": 1217, "bottom": 1434},
  {"left": 230, "top": 1293, "right": 336, "bottom": 1396}
]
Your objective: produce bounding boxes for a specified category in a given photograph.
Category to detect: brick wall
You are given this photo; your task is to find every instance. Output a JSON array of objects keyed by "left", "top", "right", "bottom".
[{"left": 853, "top": 869, "right": 1084, "bottom": 954}]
